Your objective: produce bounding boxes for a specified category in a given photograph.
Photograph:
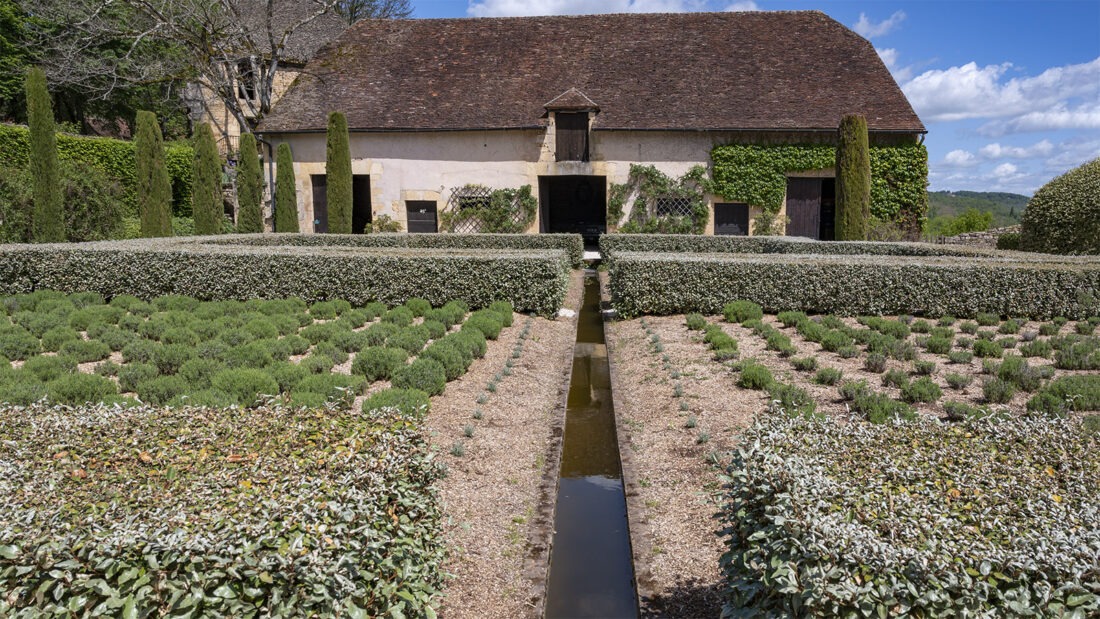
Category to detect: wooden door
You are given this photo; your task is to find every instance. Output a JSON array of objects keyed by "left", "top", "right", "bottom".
[
  {"left": 311, "top": 174, "right": 328, "bottom": 233},
  {"left": 714, "top": 202, "right": 749, "bottom": 236},
  {"left": 785, "top": 178, "right": 821, "bottom": 239},
  {"left": 555, "top": 113, "right": 589, "bottom": 162},
  {"left": 406, "top": 201, "right": 437, "bottom": 233}
]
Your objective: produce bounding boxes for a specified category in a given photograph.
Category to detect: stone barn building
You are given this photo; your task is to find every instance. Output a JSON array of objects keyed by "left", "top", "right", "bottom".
[{"left": 257, "top": 11, "right": 926, "bottom": 238}]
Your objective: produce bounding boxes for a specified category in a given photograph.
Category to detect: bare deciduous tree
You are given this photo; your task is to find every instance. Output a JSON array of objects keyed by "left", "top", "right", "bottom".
[{"left": 335, "top": 0, "right": 411, "bottom": 25}]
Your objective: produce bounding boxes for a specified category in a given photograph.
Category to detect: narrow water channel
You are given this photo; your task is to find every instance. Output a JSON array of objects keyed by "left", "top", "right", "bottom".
[{"left": 545, "top": 272, "right": 638, "bottom": 618}]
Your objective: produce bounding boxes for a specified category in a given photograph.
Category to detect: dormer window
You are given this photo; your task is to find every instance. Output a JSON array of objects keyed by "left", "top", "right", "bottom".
[
  {"left": 237, "top": 59, "right": 257, "bottom": 101},
  {"left": 544, "top": 87, "right": 599, "bottom": 163}
]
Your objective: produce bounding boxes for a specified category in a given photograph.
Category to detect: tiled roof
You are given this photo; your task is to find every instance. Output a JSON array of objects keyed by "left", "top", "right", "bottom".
[
  {"left": 259, "top": 11, "right": 924, "bottom": 133},
  {"left": 236, "top": 0, "right": 347, "bottom": 63}
]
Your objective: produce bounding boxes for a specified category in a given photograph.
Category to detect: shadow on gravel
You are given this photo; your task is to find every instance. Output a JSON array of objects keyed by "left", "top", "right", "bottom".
[{"left": 640, "top": 578, "right": 724, "bottom": 619}]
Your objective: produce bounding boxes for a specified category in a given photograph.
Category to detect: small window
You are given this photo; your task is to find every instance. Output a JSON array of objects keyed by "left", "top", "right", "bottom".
[
  {"left": 237, "top": 59, "right": 256, "bottom": 101},
  {"left": 655, "top": 195, "right": 692, "bottom": 217},
  {"left": 555, "top": 112, "right": 589, "bottom": 162}
]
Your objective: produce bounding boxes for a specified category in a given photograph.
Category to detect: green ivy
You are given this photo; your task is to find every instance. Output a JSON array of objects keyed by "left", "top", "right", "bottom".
[
  {"left": 609, "top": 164, "right": 708, "bottom": 234},
  {"left": 440, "top": 184, "right": 537, "bottom": 233},
  {"left": 710, "top": 143, "right": 928, "bottom": 225},
  {"left": 0, "top": 123, "right": 193, "bottom": 217}
]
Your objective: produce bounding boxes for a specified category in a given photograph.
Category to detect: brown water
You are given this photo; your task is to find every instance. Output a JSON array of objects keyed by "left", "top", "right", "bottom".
[{"left": 545, "top": 273, "right": 638, "bottom": 618}]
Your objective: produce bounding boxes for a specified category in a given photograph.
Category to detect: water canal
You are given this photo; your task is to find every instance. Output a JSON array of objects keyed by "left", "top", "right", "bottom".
[{"left": 544, "top": 272, "right": 638, "bottom": 618}]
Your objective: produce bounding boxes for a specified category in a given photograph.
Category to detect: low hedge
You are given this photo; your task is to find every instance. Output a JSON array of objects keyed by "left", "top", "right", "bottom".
[
  {"left": 0, "top": 402, "right": 444, "bottom": 617},
  {"left": 718, "top": 412, "right": 1100, "bottom": 617},
  {"left": 608, "top": 251, "right": 1100, "bottom": 319},
  {"left": 598, "top": 233, "right": 994, "bottom": 267},
  {"left": 208, "top": 232, "right": 586, "bottom": 268},
  {"left": 0, "top": 237, "right": 572, "bottom": 316}
]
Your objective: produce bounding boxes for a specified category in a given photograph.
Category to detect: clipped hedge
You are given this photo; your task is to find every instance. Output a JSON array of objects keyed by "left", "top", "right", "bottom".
[
  {"left": 0, "top": 402, "right": 443, "bottom": 616},
  {"left": 608, "top": 251, "right": 1100, "bottom": 319},
  {"left": 599, "top": 233, "right": 993, "bottom": 266},
  {"left": 210, "top": 232, "right": 586, "bottom": 268},
  {"left": 0, "top": 238, "right": 572, "bottom": 315},
  {"left": 1020, "top": 157, "right": 1100, "bottom": 255},
  {"left": 0, "top": 123, "right": 193, "bottom": 216},
  {"left": 718, "top": 412, "right": 1099, "bottom": 617}
]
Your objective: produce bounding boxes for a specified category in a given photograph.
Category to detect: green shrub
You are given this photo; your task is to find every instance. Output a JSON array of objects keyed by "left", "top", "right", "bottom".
[
  {"left": 853, "top": 391, "right": 917, "bottom": 423},
  {"left": 391, "top": 358, "right": 447, "bottom": 396},
  {"left": 211, "top": 368, "right": 279, "bottom": 406},
  {"left": 382, "top": 306, "right": 415, "bottom": 327},
  {"left": 301, "top": 354, "right": 335, "bottom": 374},
  {"left": 361, "top": 387, "right": 431, "bottom": 416},
  {"left": 327, "top": 329, "right": 368, "bottom": 354},
  {"left": 1053, "top": 340, "right": 1100, "bottom": 370},
  {"left": 1029, "top": 375, "right": 1100, "bottom": 413},
  {"left": 972, "top": 339, "right": 1003, "bottom": 359},
  {"left": 909, "top": 319, "right": 931, "bottom": 334},
  {"left": 335, "top": 309, "right": 371, "bottom": 331},
  {"left": 135, "top": 111, "right": 172, "bottom": 238},
  {"left": 0, "top": 327, "right": 40, "bottom": 360},
  {"left": 58, "top": 339, "right": 111, "bottom": 363},
  {"left": 925, "top": 336, "right": 952, "bottom": 354},
  {"left": 158, "top": 327, "right": 200, "bottom": 347},
  {"left": 767, "top": 382, "right": 817, "bottom": 418},
  {"left": 404, "top": 297, "right": 432, "bottom": 317},
  {"left": 996, "top": 356, "right": 1043, "bottom": 392},
  {"left": 819, "top": 330, "right": 853, "bottom": 353},
  {"left": 1076, "top": 321, "right": 1097, "bottom": 336},
  {"left": 351, "top": 346, "right": 409, "bottom": 382},
  {"left": 169, "top": 388, "right": 236, "bottom": 409},
  {"left": 944, "top": 373, "right": 971, "bottom": 390},
  {"left": 136, "top": 375, "right": 190, "bottom": 406},
  {"left": 791, "top": 357, "right": 817, "bottom": 372},
  {"left": 901, "top": 376, "right": 942, "bottom": 404},
  {"left": 362, "top": 321, "right": 399, "bottom": 347},
  {"left": 118, "top": 362, "right": 159, "bottom": 393},
  {"left": 420, "top": 319, "right": 448, "bottom": 340},
  {"left": 723, "top": 300, "right": 763, "bottom": 324},
  {"left": 26, "top": 68, "right": 64, "bottom": 243},
  {"left": 294, "top": 372, "right": 366, "bottom": 407},
  {"left": 387, "top": 325, "right": 431, "bottom": 355},
  {"left": 982, "top": 378, "right": 1016, "bottom": 404},
  {"left": 463, "top": 310, "right": 504, "bottom": 340},
  {"left": 807, "top": 367, "right": 838, "bottom": 386},
  {"left": 190, "top": 123, "right": 223, "bottom": 235},
  {"left": 881, "top": 369, "right": 908, "bottom": 389},
  {"left": 448, "top": 329, "right": 487, "bottom": 361},
  {"left": 235, "top": 134, "right": 263, "bottom": 234},
  {"left": 308, "top": 300, "right": 342, "bottom": 319},
  {"left": 178, "top": 358, "right": 226, "bottom": 389},
  {"left": 913, "top": 360, "right": 936, "bottom": 375},
  {"left": 300, "top": 322, "right": 349, "bottom": 345},
  {"left": 703, "top": 324, "right": 738, "bottom": 352},
  {"left": 263, "top": 361, "right": 307, "bottom": 393},
  {"left": 1020, "top": 157, "right": 1100, "bottom": 254},
  {"left": 421, "top": 340, "right": 468, "bottom": 382},
  {"left": 1082, "top": 414, "right": 1100, "bottom": 434},
  {"left": 995, "top": 231, "right": 1020, "bottom": 250},
  {"left": 685, "top": 313, "right": 707, "bottom": 331},
  {"left": 41, "top": 326, "right": 80, "bottom": 352},
  {"left": 326, "top": 111, "right": 353, "bottom": 233},
  {"left": 45, "top": 373, "right": 117, "bottom": 405},
  {"left": 68, "top": 305, "right": 123, "bottom": 330},
  {"left": 998, "top": 318, "right": 1022, "bottom": 334},
  {"left": 0, "top": 371, "right": 47, "bottom": 405},
  {"left": 862, "top": 353, "right": 886, "bottom": 374},
  {"left": 281, "top": 334, "right": 312, "bottom": 356},
  {"left": 776, "top": 311, "right": 807, "bottom": 328},
  {"left": 947, "top": 350, "right": 973, "bottom": 365},
  {"left": 94, "top": 360, "right": 120, "bottom": 377},
  {"left": 1039, "top": 322, "right": 1061, "bottom": 336},
  {"left": 274, "top": 143, "right": 299, "bottom": 233},
  {"left": 737, "top": 361, "right": 773, "bottom": 390},
  {"left": 21, "top": 355, "right": 76, "bottom": 382},
  {"left": 488, "top": 300, "right": 514, "bottom": 326},
  {"left": 312, "top": 341, "right": 348, "bottom": 365}
]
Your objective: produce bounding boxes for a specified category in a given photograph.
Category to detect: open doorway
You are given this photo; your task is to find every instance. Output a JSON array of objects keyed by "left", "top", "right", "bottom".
[
  {"left": 539, "top": 175, "right": 607, "bottom": 244},
  {"left": 785, "top": 177, "right": 836, "bottom": 240}
]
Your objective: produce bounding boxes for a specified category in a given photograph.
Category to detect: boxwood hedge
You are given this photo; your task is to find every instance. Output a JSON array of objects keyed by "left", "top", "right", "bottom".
[
  {"left": 0, "top": 402, "right": 443, "bottom": 617},
  {"left": 207, "top": 232, "right": 586, "bottom": 268},
  {"left": 608, "top": 251, "right": 1100, "bottom": 319},
  {"left": 718, "top": 412, "right": 1099, "bottom": 617},
  {"left": 0, "top": 237, "right": 572, "bottom": 316}
]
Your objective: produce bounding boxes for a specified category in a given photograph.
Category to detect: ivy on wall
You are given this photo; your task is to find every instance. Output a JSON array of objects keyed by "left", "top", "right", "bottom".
[
  {"left": 0, "top": 123, "right": 194, "bottom": 217},
  {"left": 608, "top": 164, "right": 709, "bottom": 234},
  {"left": 439, "top": 184, "right": 537, "bottom": 233},
  {"left": 710, "top": 143, "right": 928, "bottom": 225}
]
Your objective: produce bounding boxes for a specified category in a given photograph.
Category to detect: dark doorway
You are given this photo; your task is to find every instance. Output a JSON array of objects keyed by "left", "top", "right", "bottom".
[
  {"left": 352, "top": 175, "right": 372, "bottom": 234},
  {"left": 311, "top": 174, "right": 328, "bottom": 233},
  {"left": 714, "top": 202, "right": 749, "bottom": 236},
  {"left": 406, "top": 200, "right": 438, "bottom": 233},
  {"left": 539, "top": 175, "right": 606, "bottom": 244},
  {"left": 785, "top": 177, "right": 836, "bottom": 240}
]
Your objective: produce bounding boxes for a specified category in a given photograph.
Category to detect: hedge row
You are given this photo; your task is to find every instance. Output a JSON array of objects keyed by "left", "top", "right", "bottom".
[
  {"left": 210, "top": 232, "right": 586, "bottom": 268},
  {"left": 0, "top": 402, "right": 443, "bottom": 617},
  {"left": 718, "top": 412, "right": 1099, "bottom": 617},
  {"left": 599, "top": 233, "right": 998, "bottom": 266},
  {"left": 0, "top": 239, "right": 571, "bottom": 315},
  {"left": 0, "top": 123, "right": 194, "bottom": 216},
  {"left": 607, "top": 251, "right": 1100, "bottom": 319}
]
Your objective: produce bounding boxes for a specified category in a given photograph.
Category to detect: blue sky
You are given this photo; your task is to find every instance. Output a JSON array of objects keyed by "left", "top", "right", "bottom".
[{"left": 408, "top": 0, "right": 1100, "bottom": 196}]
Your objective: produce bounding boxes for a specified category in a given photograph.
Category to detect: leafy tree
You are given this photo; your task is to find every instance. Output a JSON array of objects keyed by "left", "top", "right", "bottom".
[
  {"left": 0, "top": 0, "right": 30, "bottom": 120},
  {"left": 191, "top": 123, "right": 222, "bottom": 235},
  {"left": 134, "top": 110, "right": 171, "bottom": 237},
  {"left": 835, "top": 114, "right": 870, "bottom": 241},
  {"left": 236, "top": 132, "right": 263, "bottom": 233},
  {"left": 335, "top": 0, "right": 410, "bottom": 24},
  {"left": 274, "top": 142, "right": 298, "bottom": 232},
  {"left": 325, "top": 111, "right": 352, "bottom": 234},
  {"left": 25, "top": 66, "right": 63, "bottom": 242},
  {"left": 0, "top": 160, "right": 123, "bottom": 243}
]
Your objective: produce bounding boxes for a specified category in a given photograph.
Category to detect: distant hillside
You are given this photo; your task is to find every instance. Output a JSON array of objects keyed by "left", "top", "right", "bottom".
[{"left": 928, "top": 191, "right": 1030, "bottom": 228}]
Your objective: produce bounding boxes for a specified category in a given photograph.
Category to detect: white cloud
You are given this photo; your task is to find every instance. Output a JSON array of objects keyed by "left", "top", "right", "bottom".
[
  {"left": 979, "top": 140, "right": 1054, "bottom": 159},
  {"left": 876, "top": 47, "right": 913, "bottom": 82},
  {"left": 853, "top": 10, "right": 906, "bottom": 38},
  {"left": 991, "top": 162, "right": 1019, "bottom": 179},
  {"left": 944, "top": 149, "right": 979, "bottom": 167},
  {"left": 903, "top": 57, "right": 1100, "bottom": 125},
  {"left": 724, "top": 1, "right": 759, "bottom": 11},
  {"left": 980, "top": 102, "right": 1100, "bottom": 136},
  {"left": 467, "top": 0, "right": 704, "bottom": 16}
]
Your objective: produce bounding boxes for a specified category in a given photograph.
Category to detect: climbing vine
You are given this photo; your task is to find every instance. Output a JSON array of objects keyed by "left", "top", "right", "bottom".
[
  {"left": 710, "top": 143, "right": 928, "bottom": 225},
  {"left": 608, "top": 164, "right": 709, "bottom": 234},
  {"left": 440, "top": 184, "right": 537, "bottom": 233}
]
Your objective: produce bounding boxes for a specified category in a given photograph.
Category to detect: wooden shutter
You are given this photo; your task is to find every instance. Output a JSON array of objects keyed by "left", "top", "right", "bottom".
[{"left": 555, "top": 113, "right": 589, "bottom": 162}]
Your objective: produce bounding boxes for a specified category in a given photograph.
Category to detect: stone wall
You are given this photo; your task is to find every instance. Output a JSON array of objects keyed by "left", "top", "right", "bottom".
[{"left": 941, "top": 225, "right": 1020, "bottom": 248}]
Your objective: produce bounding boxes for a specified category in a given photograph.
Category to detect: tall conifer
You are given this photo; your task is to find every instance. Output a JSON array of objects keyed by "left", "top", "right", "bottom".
[
  {"left": 325, "top": 111, "right": 352, "bottom": 234},
  {"left": 135, "top": 110, "right": 172, "bottom": 237},
  {"left": 236, "top": 133, "right": 264, "bottom": 233},
  {"left": 25, "top": 67, "right": 63, "bottom": 242},
  {"left": 836, "top": 114, "right": 871, "bottom": 241},
  {"left": 191, "top": 123, "right": 223, "bottom": 235},
  {"left": 274, "top": 143, "right": 299, "bottom": 233}
]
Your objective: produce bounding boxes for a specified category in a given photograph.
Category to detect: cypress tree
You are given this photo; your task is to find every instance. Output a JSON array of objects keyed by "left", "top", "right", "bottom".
[
  {"left": 835, "top": 114, "right": 871, "bottom": 241},
  {"left": 191, "top": 123, "right": 223, "bottom": 235},
  {"left": 325, "top": 111, "right": 352, "bottom": 234},
  {"left": 236, "top": 132, "right": 264, "bottom": 233},
  {"left": 274, "top": 142, "right": 299, "bottom": 232},
  {"left": 25, "top": 67, "right": 63, "bottom": 242},
  {"left": 134, "top": 110, "right": 172, "bottom": 237}
]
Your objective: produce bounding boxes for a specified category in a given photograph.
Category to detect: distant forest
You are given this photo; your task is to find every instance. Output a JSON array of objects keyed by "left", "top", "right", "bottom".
[{"left": 928, "top": 191, "right": 1030, "bottom": 229}]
